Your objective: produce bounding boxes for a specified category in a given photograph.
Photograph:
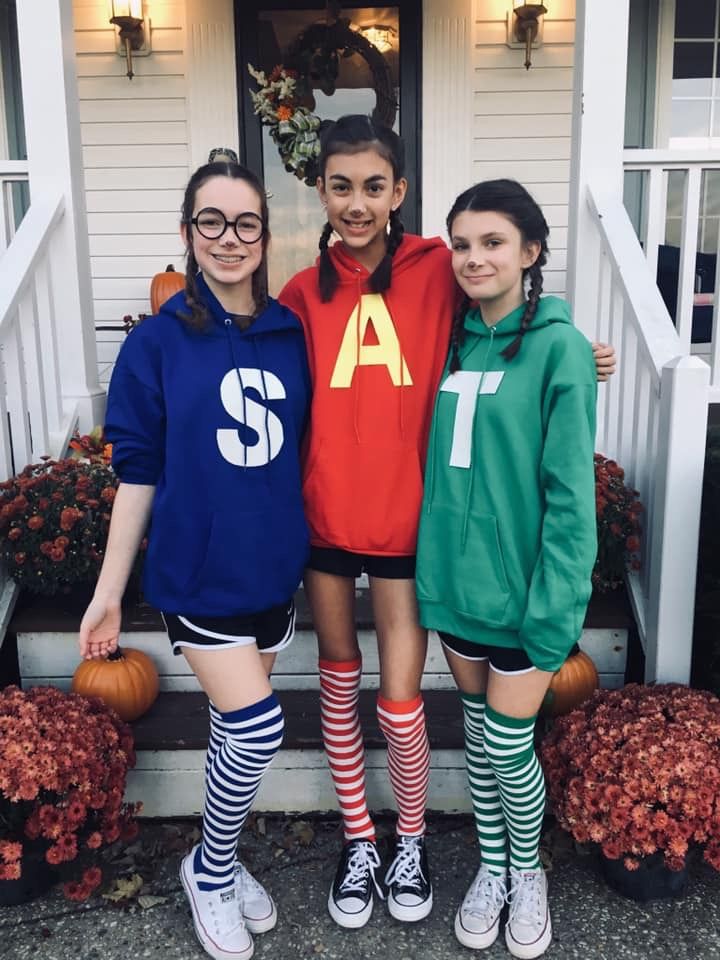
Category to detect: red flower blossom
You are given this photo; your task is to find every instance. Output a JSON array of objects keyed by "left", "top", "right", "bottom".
[
  {"left": 0, "top": 686, "right": 138, "bottom": 901},
  {"left": 541, "top": 683, "right": 720, "bottom": 872}
]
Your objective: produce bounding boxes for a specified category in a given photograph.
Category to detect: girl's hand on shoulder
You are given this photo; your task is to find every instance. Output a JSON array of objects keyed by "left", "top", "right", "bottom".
[
  {"left": 79, "top": 596, "right": 122, "bottom": 660},
  {"left": 592, "top": 342, "right": 616, "bottom": 381}
]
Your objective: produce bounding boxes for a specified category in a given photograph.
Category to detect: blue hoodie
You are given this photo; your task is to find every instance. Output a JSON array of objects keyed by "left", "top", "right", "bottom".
[{"left": 105, "top": 275, "right": 311, "bottom": 617}]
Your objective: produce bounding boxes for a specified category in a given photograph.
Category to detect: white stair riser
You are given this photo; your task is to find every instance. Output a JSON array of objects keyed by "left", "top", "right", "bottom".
[
  {"left": 127, "top": 748, "right": 473, "bottom": 818},
  {"left": 17, "top": 627, "right": 628, "bottom": 691}
]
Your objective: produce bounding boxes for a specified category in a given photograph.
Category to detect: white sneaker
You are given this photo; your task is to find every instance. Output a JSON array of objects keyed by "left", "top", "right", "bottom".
[
  {"left": 180, "top": 847, "right": 254, "bottom": 960},
  {"left": 505, "top": 867, "right": 552, "bottom": 959},
  {"left": 454, "top": 865, "right": 507, "bottom": 949},
  {"left": 234, "top": 861, "right": 277, "bottom": 934}
]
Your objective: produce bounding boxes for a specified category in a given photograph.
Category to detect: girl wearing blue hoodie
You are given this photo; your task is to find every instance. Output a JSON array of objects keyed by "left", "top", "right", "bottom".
[{"left": 78, "top": 162, "right": 311, "bottom": 960}]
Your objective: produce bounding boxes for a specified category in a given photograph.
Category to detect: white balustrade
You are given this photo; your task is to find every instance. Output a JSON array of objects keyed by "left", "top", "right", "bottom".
[
  {"left": 0, "top": 192, "right": 78, "bottom": 479},
  {"left": 586, "top": 183, "right": 709, "bottom": 683},
  {"left": 623, "top": 150, "right": 720, "bottom": 398}
]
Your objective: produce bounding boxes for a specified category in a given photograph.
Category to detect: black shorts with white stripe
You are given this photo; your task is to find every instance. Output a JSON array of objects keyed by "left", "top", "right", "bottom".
[
  {"left": 438, "top": 631, "right": 535, "bottom": 674},
  {"left": 162, "top": 598, "right": 296, "bottom": 656}
]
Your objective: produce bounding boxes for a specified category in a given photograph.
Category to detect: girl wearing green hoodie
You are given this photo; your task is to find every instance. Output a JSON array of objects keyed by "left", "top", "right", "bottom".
[{"left": 415, "top": 180, "right": 598, "bottom": 959}]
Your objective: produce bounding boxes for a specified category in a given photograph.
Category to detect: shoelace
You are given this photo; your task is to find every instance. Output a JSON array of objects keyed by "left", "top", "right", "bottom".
[
  {"left": 339, "top": 841, "right": 384, "bottom": 899},
  {"left": 508, "top": 868, "right": 545, "bottom": 925},
  {"left": 384, "top": 837, "right": 426, "bottom": 888},
  {"left": 235, "top": 863, "right": 264, "bottom": 898},
  {"left": 205, "top": 887, "right": 245, "bottom": 935},
  {"left": 464, "top": 869, "right": 507, "bottom": 919}
]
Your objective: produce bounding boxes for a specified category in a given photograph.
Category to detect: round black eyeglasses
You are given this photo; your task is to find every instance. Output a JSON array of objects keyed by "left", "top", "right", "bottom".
[{"left": 189, "top": 207, "right": 264, "bottom": 243}]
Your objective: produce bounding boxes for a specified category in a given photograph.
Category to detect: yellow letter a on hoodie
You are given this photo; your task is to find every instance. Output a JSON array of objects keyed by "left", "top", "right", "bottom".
[{"left": 330, "top": 294, "right": 413, "bottom": 388}]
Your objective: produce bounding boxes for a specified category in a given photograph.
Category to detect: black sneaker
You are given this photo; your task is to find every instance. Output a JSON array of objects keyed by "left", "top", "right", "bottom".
[
  {"left": 385, "top": 834, "right": 433, "bottom": 921},
  {"left": 327, "top": 838, "right": 384, "bottom": 929}
]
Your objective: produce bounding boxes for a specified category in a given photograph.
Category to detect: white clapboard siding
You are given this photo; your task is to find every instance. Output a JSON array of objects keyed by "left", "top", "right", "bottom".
[
  {"left": 75, "top": 28, "right": 183, "bottom": 55},
  {"left": 81, "top": 123, "right": 188, "bottom": 147},
  {"left": 73, "top": 2, "right": 182, "bottom": 31},
  {"left": 80, "top": 100, "right": 187, "bottom": 123},
  {"left": 90, "top": 234, "right": 185, "bottom": 257},
  {"left": 91, "top": 256, "right": 185, "bottom": 277},
  {"left": 76, "top": 53, "right": 185, "bottom": 80},
  {"left": 473, "top": 0, "right": 575, "bottom": 297},
  {"left": 84, "top": 166, "right": 189, "bottom": 190},
  {"left": 73, "top": 0, "right": 190, "bottom": 385}
]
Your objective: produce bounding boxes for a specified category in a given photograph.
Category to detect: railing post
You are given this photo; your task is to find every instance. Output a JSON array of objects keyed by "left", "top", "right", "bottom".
[
  {"left": 566, "top": 0, "right": 630, "bottom": 340},
  {"left": 644, "top": 356, "right": 709, "bottom": 683},
  {"left": 15, "top": 0, "right": 105, "bottom": 434}
]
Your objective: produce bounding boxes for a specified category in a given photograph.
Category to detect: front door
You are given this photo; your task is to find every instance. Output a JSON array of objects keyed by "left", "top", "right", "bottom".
[{"left": 235, "top": 1, "right": 421, "bottom": 295}]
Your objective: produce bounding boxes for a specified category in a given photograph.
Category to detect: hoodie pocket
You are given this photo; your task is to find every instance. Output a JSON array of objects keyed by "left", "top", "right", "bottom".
[
  {"left": 303, "top": 441, "right": 424, "bottom": 554},
  {"left": 185, "top": 505, "right": 309, "bottom": 610},
  {"left": 417, "top": 507, "right": 512, "bottom": 626}
]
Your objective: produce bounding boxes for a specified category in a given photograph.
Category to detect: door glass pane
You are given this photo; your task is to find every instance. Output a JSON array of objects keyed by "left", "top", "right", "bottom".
[{"left": 253, "top": 8, "right": 400, "bottom": 294}]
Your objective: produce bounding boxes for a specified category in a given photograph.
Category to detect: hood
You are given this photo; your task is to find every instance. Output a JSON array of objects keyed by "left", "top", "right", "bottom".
[
  {"left": 324, "top": 234, "right": 449, "bottom": 284},
  {"left": 464, "top": 294, "right": 572, "bottom": 338},
  {"left": 159, "top": 272, "right": 303, "bottom": 337}
]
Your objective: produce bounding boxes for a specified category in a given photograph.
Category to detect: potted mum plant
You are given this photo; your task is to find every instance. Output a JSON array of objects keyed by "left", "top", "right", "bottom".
[
  {"left": 0, "top": 685, "right": 139, "bottom": 905},
  {"left": 593, "top": 453, "right": 642, "bottom": 592},
  {"left": 541, "top": 683, "right": 720, "bottom": 901},
  {"left": 0, "top": 431, "right": 145, "bottom": 601}
]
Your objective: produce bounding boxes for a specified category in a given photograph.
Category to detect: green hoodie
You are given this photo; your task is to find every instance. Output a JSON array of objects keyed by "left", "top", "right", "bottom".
[{"left": 416, "top": 295, "right": 597, "bottom": 672}]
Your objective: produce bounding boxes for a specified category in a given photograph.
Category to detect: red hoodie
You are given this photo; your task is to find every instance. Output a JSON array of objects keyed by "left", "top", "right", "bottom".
[{"left": 280, "top": 234, "right": 455, "bottom": 556}]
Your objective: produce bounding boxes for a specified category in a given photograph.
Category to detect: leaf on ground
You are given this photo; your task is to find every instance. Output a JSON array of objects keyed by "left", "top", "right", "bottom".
[
  {"left": 186, "top": 826, "right": 202, "bottom": 846},
  {"left": 287, "top": 820, "right": 315, "bottom": 847},
  {"left": 102, "top": 873, "right": 144, "bottom": 902},
  {"left": 137, "top": 894, "right": 169, "bottom": 910}
]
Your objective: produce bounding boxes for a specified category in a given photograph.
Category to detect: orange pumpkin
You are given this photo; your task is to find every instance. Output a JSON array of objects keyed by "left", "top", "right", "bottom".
[
  {"left": 72, "top": 647, "right": 159, "bottom": 722},
  {"left": 150, "top": 263, "right": 185, "bottom": 314},
  {"left": 542, "top": 648, "right": 599, "bottom": 717}
]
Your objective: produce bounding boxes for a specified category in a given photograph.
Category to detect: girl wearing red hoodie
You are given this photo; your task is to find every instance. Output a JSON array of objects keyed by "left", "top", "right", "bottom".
[{"left": 279, "top": 115, "right": 614, "bottom": 931}]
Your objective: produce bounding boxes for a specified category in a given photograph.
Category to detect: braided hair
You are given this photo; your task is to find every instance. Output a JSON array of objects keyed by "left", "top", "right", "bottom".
[
  {"left": 317, "top": 115, "right": 406, "bottom": 303},
  {"left": 445, "top": 179, "right": 549, "bottom": 368},
  {"left": 179, "top": 161, "right": 270, "bottom": 332}
]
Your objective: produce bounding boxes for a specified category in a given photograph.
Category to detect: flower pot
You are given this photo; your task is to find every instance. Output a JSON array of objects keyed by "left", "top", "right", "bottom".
[
  {"left": 599, "top": 851, "right": 688, "bottom": 902},
  {"left": 0, "top": 846, "right": 58, "bottom": 906}
]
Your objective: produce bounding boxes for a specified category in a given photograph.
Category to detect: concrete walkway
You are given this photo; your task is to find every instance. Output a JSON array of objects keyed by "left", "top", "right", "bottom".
[{"left": 2, "top": 815, "right": 719, "bottom": 960}]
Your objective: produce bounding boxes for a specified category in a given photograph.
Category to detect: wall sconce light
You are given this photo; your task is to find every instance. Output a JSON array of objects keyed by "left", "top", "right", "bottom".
[
  {"left": 507, "top": 2, "right": 547, "bottom": 70},
  {"left": 109, "top": 1, "right": 151, "bottom": 79},
  {"left": 359, "top": 24, "right": 397, "bottom": 54}
]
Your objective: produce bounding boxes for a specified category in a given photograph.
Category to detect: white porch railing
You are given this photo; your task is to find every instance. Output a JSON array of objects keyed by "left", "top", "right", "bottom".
[
  {"left": 623, "top": 149, "right": 720, "bottom": 400},
  {"left": 0, "top": 192, "right": 79, "bottom": 478},
  {"left": 0, "top": 159, "right": 29, "bottom": 254},
  {"left": 586, "top": 182, "right": 709, "bottom": 683}
]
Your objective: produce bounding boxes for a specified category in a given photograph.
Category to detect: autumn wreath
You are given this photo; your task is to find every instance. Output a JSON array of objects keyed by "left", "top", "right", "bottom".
[{"left": 248, "top": 17, "right": 397, "bottom": 186}]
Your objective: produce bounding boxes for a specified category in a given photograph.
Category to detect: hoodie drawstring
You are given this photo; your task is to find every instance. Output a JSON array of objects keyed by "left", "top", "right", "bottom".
[
  {"left": 353, "top": 274, "right": 362, "bottom": 443},
  {"left": 225, "top": 318, "right": 248, "bottom": 469},
  {"left": 460, "top": 326, "right": 496, "bottom": 549},
  {"left": 225, "top": 318, "right": 273, "bottom": 479}
]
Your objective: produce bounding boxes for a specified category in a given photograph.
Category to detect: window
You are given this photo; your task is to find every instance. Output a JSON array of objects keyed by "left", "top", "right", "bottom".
[{"left": 669, "top": 0, "right": 720, "bottom": 144}]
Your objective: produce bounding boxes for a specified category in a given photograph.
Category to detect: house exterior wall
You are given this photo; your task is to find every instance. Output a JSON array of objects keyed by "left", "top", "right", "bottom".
[
  {"left": 72, "top": 0, "right": 578, "bottom": 381},
  {"left": 470, "top": 0, "right": 575, "bottom": 296},
  {"left": 73, "top": 0, "right": 188, "bottom": 384}
]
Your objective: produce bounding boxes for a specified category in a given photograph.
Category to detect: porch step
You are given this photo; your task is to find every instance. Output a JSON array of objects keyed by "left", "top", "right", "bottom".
[
  {"left": 8, "top": 585, "right": 635, "bottom": 816},
  {"left": 125, "top": 689, "right": 470, "bottom": 817}
]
